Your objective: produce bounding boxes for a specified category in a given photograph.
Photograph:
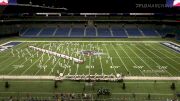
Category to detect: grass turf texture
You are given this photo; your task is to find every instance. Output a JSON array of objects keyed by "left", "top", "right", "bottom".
[
  {"left": 0, "top": 41, "right": 179, "bottom": 76},
  {"left": 0, "top": 80, "right": 179, "bottom": 100},
  {"left": 0, "top": 38, "right": 179, "bottom": 100}
]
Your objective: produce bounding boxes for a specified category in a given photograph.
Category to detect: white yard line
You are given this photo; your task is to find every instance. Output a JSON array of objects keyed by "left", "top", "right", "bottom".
[
  {"left": 62, "top": 55, "right": 71, "bottom": 75},
  {"left": 169, "top": 42, "right": 180, "bottom": 46},
  {"left": 48, "top": 58, "right": 61, "bottom": 76},
  {"left": 117, "top": 44, "right": 145, "bottom": 76},
  {"left": 134, "top": 45, "right": 173, "bottom": 76},
  {"left": 34, "top": 55, "right": 52, "bottom": 75},
  {"left": 160, "top": 44, "right": 180, "bottom": 58},
  {"left": 0, "top": 43, "right": 28, "bottom": 72},
  {"left": 0, "top": 75, "right": 180, "bottom": 80},
  {"left": 7, "top": 46, "right": 37, "bottom": 75},
  {"left": 88, "top": 42, "right": 92, "bottom": 75},
  {"left": 0, "top": 41, "right": 11, "bottom": 46},
  {"left": 97, "top": 43, "right": 104, "bottom": 75},
  {"left": 0, "top": 58, "right": 15, "bottom": 65},
  {"left": 0, "top": 59, "right": 20, "bottom": 72},
  {"left": 21, "top": 44, "right": 46, "bottom": 75},
  {"left": 110, "top": 44, "right": 130, "bottom": 75},
  {"left": 62, "top": 65, "right": 67, "bottom": 75},
  {"left": 99, "top": 57, "right": 104, "bottom": 75},
  {"left": 126, "top": 45, "right": 159, "bottom": 76},
  {"left": 48, "top": 43, "right": 68, "bottom": 75},
  {"left": 0, "top": 76, "right": 55, "bottom": 80},
  {"left": 7, "top": 56, "right": 32, "bottom": 75},
  {"left": 143, "top": 46, "right": 180, "bottom": 73},
  {"left": 150, "top": 45, "right": 180, "bottom": 64},
  {"left": 104, "top": 44, "right": 117, "bottom": 75},
  {"left": 75, "top": 64, "right": 79, "bottom": 75},
  {"left": 21, "top": 55, "right": 44, "bottom": 75},
  {"left": 10, "top": 40, "right": 172, "bottom": 43},
  {"left": 0, "top": 42, "right": 24, "bottom": 64},
  {"left": 1, "top": 41, "right": 179, "bottom": 78}
]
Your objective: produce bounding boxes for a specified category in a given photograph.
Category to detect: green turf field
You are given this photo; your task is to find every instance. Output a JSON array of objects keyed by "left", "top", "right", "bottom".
[
  {"left": 0, "top": 41, "right": 179, "bottom": 76},
  {"left": 0, "top": 80, "right": 179, "bottom": 100},
  {"left": 0, "top": 39, "right": 180, "bottom": 100}
]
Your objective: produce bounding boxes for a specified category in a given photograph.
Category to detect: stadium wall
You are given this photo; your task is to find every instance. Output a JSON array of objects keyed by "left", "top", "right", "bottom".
[
  {"left": 0, "top": 24, "right": 20, "bottom": 37},
  {"left": 176, "top": 31, "right": 180, "bottom": 41}
]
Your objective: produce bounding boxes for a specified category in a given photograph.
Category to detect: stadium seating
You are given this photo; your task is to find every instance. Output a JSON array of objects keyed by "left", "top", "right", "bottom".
[
  {"left": 111, "top": 27, "right": 128, "bottom": 38},
  {"left": 54, "top": 27, "right": 70, "bottom": 37},
  {"left": 20, "top": 25, "right": 175, "bottom": 38},
  {"left": 97, "top": 28, "right": 112, "bottom": 37},
  {"left": 70, "top": 27, "right": 85, "bottom": 37},
  {"left": 22, "top": 28, "right": 41, "bottom": 37},
  {"left": 38, "top": 27, "right": 56, "bottom": 37},
  {"left": 85, "top": 27, "right": 97, "bottom": 37},
  {"left": 126, "top": 28, "right": 143, "bottom": 36},
  {"left": 156, "top": 28, "right": 173, "bottom": 37},
  {"left": 140, "top": 28, "right": 160, "bottom": 36},
  {"left": 20, "top": 28, "right": 28, "bottom": 36}
]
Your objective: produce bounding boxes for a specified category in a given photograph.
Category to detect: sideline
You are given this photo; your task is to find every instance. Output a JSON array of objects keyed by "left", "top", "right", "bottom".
[{"left": 0, "top": 75, "right": 180, "bottom": 80}]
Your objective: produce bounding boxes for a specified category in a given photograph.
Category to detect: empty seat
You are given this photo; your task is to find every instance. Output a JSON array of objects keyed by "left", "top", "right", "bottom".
[
  {"left": 111, "top": 27, "right": 128, "bottom": 38},
  {"left": 141, "top": 28, "right": 159, "bottom": 36},
  {"left": 97, "top": 28, "right": 111, "bottom": 37},
  {"left": 23, "top": 28, "right": 41, "bottom": 37},
  {"left": 156, "top": 28, "right": 174, "bottom": 37},
  {"left": 54, "top": 27, "right": 70, "bottom": 37},
  {"left": 86, "top": 27, "right": 96, "bottom": 37},
  {"left": 126, "top": 28, "right": 142, "bottom": 36},
  {"left": 70, "top": 28, "right": 84, "bottom": 37},
  {"left": 39, "top": 28, "right": 56, "bottom": 37}
]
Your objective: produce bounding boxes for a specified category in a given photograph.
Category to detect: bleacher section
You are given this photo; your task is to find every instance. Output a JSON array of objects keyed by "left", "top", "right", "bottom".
[
  {"left": 54, "top": 27, "right": 70, "bottom": 37},
  {"left": 156, "top": 28, "right": 174, "bottom": 37},
  {"left": 97, "top": 28, "right": 112, "bottom": 37},
  {"left": 22, "top": 28, "right": 41, "bottom": 37},
  {"left": 20, "top": 26, "right": 173, "bottom": 38},
  {"left": 111, "top": 27, "right": 128, "bottom": 38},
  {"left": 70, "top": 27, "right": 85, "bottom": 37},
  {"left": 140, "top": 28, "right": 160, "bottom": 36},
  {"left": 85, "top": 27, "right": 97, "bottom": 37},
  {"left": 126, "top": 28, "right": 142, "bottom": 36},
  {"left": 38, "top": 27, "right": 55, "bottom": 37}
]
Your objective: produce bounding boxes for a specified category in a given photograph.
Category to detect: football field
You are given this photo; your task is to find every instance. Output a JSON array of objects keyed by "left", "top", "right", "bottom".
[{"left": 0, "top": 40, "right": 179, "bottom": 77}]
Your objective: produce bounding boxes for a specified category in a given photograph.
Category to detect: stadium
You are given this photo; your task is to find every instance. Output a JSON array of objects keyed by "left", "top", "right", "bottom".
[{"left": 0, "top": 0, "right": 180, "bottom": 100}]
